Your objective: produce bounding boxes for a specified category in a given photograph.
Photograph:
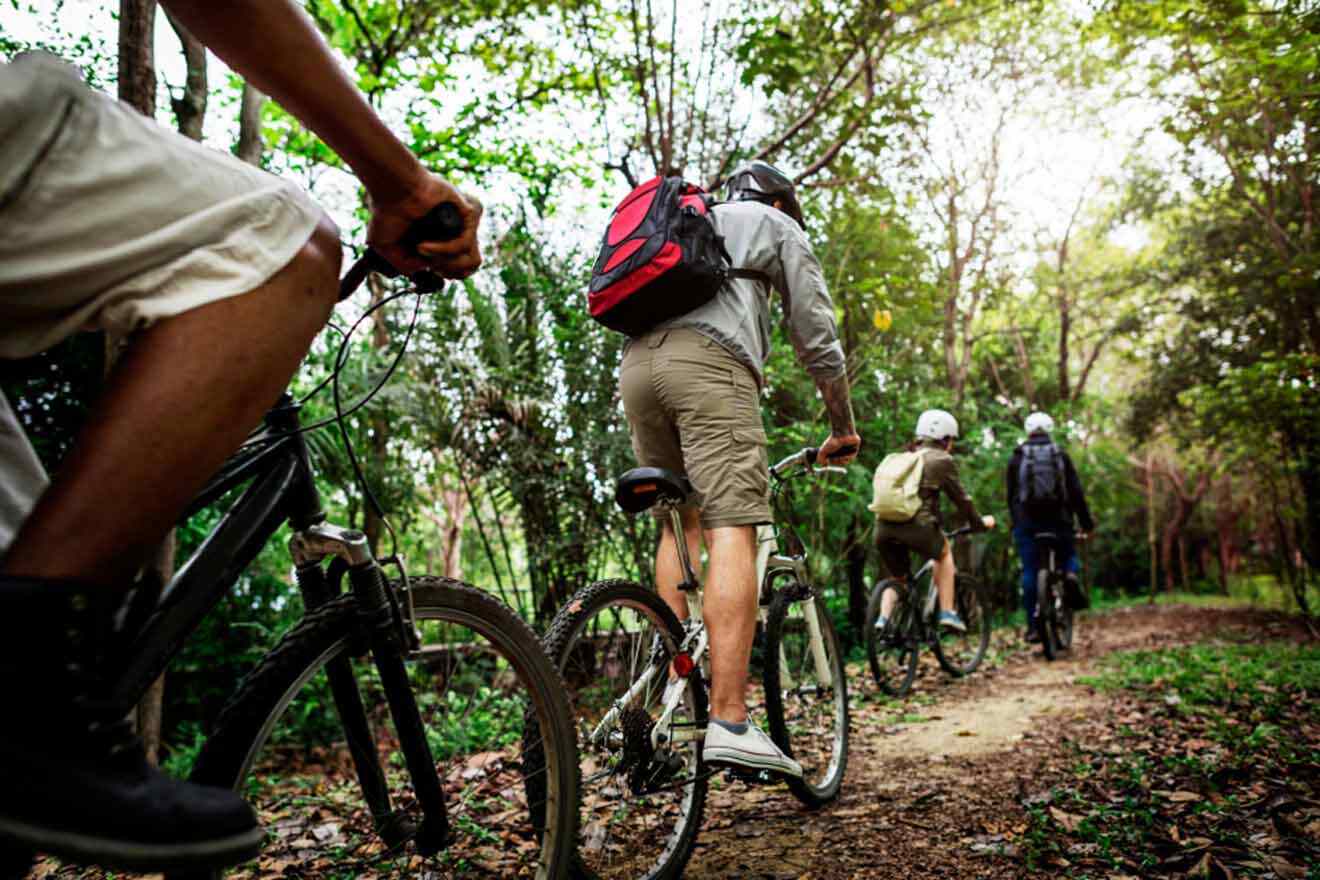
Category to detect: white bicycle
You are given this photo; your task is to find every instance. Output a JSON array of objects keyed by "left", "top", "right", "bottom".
[{"left": 539, "top": 445, "right": 852, "bottom": 879}]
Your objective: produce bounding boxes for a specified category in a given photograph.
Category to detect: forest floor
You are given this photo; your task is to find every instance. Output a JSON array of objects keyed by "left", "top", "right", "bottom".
[
  {"left": 685, "top": 602, "right": 1319, "bottom": 880},
  {"left": 31, "top": 601, "right": 1319, "bottom": 879}
]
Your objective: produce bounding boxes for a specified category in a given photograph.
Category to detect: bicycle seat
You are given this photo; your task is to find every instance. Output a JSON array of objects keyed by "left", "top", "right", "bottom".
[{"left": 615, "top": 468, "right": 693, "bottom": 513}]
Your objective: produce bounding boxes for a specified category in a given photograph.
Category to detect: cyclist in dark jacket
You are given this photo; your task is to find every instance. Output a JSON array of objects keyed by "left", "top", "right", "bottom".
[{"left": 1006, "top": 412, "right": 1094, "bottom": 642}]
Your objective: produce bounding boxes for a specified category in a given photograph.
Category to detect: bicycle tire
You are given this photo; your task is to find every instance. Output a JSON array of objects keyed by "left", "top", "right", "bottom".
[
  {"left": 763, "top": 590, "right": 849, "bottom": 807},
  {"left": 541, "top": 580, "right": 707, "bottom": 880},
  {"left": 0, "top": 846, "right": 32, "bottom": 880},
  {"left": 864, "top": 580, "right": 919, "bottom": 697},
  {"left": 178, "top": 577, "right": 579, "bottom": 880},
  {"left": 1057, "top": 601, "right": 1075, "bottom": 651},
  {"left": 1039, "top": 569, "right": 1060, "bottom": 661},
  {"left": 932, "top": 574, "right": 991, "bottom": 676}
]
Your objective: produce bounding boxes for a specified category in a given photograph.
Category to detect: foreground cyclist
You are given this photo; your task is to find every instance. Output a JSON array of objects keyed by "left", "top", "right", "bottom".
[
  {"left": 0, "top": 1, "right": 481, "bottom": 870},
  {"left": 872, "top": 410, "right": 995, "bottom": 633},
  {"left": 617, "top": 161, "right": 860, "bottom": 779},
  {"left": 1006, "top": 412, "right": 1095, "bottom": 643}
]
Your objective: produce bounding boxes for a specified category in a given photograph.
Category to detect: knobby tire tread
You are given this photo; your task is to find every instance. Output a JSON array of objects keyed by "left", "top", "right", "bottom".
[
  {"left": 932, "top": 574, "right": 991, "bottom": 677},
  {"left": 540, "top": 579, "right": 707, "bottom": 880},
  {"left": 762, "top": 591, "right": 848, "bottom": 808},
  {"left": 182, "top": 577, "right": 579, "bottom": 879},
  {"left": 865, "top": 580, "right": 918, "bottom": 697}
]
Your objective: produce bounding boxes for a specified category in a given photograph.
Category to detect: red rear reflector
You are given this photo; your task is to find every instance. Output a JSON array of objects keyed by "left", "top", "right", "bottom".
[
  {"left": 672, "top": 652, "right": 695, "bottom": 678},
  {"left": 632, "top": 482, "right": 657, "bottom": 494}
]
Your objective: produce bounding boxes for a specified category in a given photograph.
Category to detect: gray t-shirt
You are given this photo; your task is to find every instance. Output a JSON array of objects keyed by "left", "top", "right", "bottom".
[{"left": 645, "top": 200, "right": 847, "bottom": 387}]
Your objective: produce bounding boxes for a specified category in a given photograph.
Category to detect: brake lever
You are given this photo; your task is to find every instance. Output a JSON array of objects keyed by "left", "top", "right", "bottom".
[{"left": 337, "top": 202, "right": 464, "bottom": 300}]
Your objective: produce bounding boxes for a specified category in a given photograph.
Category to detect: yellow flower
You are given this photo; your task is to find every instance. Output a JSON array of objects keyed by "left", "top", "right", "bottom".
[{"left": 873, "top": 309, "right": 893, "bottom": 331}]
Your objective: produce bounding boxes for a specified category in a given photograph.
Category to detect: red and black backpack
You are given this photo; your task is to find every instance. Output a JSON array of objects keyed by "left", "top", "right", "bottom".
[{"left": 587, "top": 176, "right": 767, "bottom": 336}]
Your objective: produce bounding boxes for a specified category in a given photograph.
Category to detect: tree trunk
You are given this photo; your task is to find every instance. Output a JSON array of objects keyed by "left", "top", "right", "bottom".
[
  {"left": 163, "top": 8, "right": 207, "bottom": 140},
  {"left": 844, "top": 517, "right": 869, "bottom": 641},
  {"left": 236, "top": 82, "right": 266, "bottom": 165},
  {"left": 1214, "top": 476, "right": 1236, "bottom": 595},
  {"left": 117, "top": 0, "right": 156, "bottom": 114},
  {"left": 117, "top": 0, "right": 172, "bottom": 766}
]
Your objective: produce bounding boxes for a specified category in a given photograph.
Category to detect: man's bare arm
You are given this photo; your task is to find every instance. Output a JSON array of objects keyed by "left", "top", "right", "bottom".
[
  {"left": 815, "top": 372, "right": 860, "bottom": 465},
  {"left": 158, "top": 0, "right": 481, "bottom": 277}
]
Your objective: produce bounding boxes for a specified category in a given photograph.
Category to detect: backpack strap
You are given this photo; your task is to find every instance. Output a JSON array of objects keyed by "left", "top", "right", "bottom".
[
  {"left": 726, "top": 268, "right": 772, "bottom": 284},
  {"left": 713, "top": 234, "right": 773, "bottom": 287}
]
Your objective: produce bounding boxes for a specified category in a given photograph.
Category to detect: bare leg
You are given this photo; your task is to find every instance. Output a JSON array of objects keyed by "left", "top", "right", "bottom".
[
  {"left": 655, "top": 506, "right": 702, "bottom": 622},
  {"left": 702, "top": 525, "right": 757, "bottom": 724},
  {"left": 1, "top": 217, "right": 341, "bottom": 585},
  {"left": 933, "top": 541, "right": 957, "bottom": 613},
  {"left": 879, "top": 577, "right": 906, "bottom": 619}
]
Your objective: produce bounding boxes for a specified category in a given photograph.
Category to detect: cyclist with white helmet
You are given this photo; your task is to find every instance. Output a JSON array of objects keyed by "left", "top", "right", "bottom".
[
  {"left": 1007, "top": 412, "right": 1095, "bottom": 643},
  {"left": 872, "top": 410, "right": 995, "bottom": 633}
]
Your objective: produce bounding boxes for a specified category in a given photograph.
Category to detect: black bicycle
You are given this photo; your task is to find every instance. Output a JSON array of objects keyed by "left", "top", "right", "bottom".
[
  {"left": 864, "top": 526, "right": 990, "bottom": 697},
  {"left": 10, "top": 209, "right": 579, "bottom": 879},
  {"left": 1035, "top": 530, "right": 1086, "bottom": 660}
]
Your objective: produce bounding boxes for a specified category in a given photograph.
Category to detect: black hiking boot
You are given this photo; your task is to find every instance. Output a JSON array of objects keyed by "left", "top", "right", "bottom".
[
  {"left": 1062, "top": 573, "right": 1090, "bottom": 610},
  {"left": 0, "top": 577, "right": 262, "bottom": 873}
]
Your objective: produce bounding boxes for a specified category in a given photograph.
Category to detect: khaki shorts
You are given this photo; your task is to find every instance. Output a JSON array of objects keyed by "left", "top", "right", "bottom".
[
  {"left": 875, "top": 517, "right": 947, "bottom": 579},
  {"left": 0, "top": 52, "right": 324, "bottom": 358},
  {"left": 619, "top": 327, "right": 770, "bottom": 529}
]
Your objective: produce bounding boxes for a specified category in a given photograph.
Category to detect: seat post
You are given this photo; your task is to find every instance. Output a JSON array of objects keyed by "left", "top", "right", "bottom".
[{"left": 665, "top": 503, "right": 700, "bottom": 592}]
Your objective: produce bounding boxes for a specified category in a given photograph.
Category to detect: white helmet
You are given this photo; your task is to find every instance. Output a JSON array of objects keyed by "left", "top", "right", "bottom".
[
  {"left": 1025, "top": 411, "right": 1055, "bottom": 434},
  {"left": 915, "top": 409, "right": 959, "bottom": 440}
]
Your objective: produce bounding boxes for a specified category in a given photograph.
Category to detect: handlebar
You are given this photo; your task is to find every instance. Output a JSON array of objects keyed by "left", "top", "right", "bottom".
[
  {"left": 771, "top": 443, "right": 858, "bottom": 478},
  {"left": 337, "top": 202, "right": 465, "bottom": 300}
]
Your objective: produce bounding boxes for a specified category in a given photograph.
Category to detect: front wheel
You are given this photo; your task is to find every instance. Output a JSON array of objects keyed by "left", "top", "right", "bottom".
[
  {"left": 763, "top": 590, "right": 849, "bottom": 807},
  {"left": 865, "top": 580, "right": 919, "bottom": 697},
  {"left": 932, "top": 574, "right": 990, "bottom": 676},
  {"left": 181, "top": 577, "right": 579, "bottom": 880}
]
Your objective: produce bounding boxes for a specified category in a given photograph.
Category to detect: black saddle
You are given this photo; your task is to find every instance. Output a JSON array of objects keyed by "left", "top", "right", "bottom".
[{"left": 614, "top": 467, "right": 693, "bottom": 513}]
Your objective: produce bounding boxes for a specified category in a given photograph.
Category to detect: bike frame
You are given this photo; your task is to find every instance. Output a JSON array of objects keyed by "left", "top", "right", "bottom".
[
  {"left": 104, "top": 393, "right": 452, "bottom": 850},
  {"left": 108, "top": 396, "right": 327, "bottom": 711},
  {"left": 630, "top": 453, "right": 838, "bottom": 752}
]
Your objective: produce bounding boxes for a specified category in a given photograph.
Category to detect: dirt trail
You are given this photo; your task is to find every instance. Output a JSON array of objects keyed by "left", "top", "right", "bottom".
[{"left": 683, "top": 603, "right": 1289, "bottom": 880}]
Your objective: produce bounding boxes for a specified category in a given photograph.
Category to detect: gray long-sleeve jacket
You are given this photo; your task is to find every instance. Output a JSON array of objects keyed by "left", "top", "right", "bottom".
[{"left": 643, "top": 200, "right": 847, "bottom": 387}]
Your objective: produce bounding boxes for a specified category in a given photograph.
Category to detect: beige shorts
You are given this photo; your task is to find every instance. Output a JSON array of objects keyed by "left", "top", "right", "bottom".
[
  {"left": 619, "top": 327, "right": 770, "bottom": 529},
  {"left": 0, "top": 52, "right": 324, "bottom": 358}
]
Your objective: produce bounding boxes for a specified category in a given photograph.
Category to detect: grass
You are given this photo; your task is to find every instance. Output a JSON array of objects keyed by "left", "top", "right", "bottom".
[{"left": 1021, "top": 639, "right": 1320, "bottom": 877}]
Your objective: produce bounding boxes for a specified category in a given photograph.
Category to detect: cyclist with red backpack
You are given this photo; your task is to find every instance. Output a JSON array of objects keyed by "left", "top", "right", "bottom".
[
  {"left": 1007, "top": 412, "right": 1095, "bottom": 643},
  {"left": 592, "top": 161, "right": 860, "bottom": 779}
]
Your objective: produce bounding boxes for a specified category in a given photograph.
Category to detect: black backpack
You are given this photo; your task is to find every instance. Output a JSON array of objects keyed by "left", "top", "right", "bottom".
[
  {"left": 586, "top": 176, "right": 766, "bottom": 337},
  {"left": 1018, "top": 442, "right": 1068, "bottom": 516}
]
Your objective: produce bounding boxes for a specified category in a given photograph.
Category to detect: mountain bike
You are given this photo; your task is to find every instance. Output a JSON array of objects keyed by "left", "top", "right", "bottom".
[
  {"left": 1036, "top": 530, "right": 1086, "bottom": 660},
  {"left": 535, "top": 444, "right": 852, "bottom": 880},
  {"left": 864, "top": 526, "right": 990, "bottom": 697},
  {"left": 8, "top": 208, "right": 580, "bottom": 879}
]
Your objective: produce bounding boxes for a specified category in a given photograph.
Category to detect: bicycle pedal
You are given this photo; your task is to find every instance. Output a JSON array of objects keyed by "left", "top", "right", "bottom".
[{"left": 722, "top": 767, "right": 775, "bottom": 786}]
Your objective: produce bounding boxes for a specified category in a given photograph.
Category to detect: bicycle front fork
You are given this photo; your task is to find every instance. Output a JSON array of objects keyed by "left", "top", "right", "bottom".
[{"left": 291, "top": 524, "right": 450, "bottom": 855}]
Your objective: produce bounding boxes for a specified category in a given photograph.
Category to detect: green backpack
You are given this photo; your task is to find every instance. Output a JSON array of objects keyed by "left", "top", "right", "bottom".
[{"left": 868, "top": 451, "right": 925, "bottom": 523}]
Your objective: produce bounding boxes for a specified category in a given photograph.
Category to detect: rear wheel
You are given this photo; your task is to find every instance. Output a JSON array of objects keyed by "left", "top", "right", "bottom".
[
  {"left": 933, "top": 574, "right": 990, "bottom": 676},
  {"left": 865, "top": 580, "right": 919, "bottom": 697},
  {"left": 542, "top": 580, "right": 707, "bottom": 880},
  {"left": 1039, "top": 570, "right": 1062, "bottom": 661},
  {"left": 762, "top": 590, "right": 848, "bottom": 807},
  {"left": 178, "top": 577, "right": 579, "bottom": 880}
]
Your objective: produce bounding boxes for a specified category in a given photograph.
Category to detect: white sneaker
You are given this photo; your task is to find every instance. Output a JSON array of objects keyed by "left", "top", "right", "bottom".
[{"left": 703, "top": 721, "right": 803, "bottom": 779}]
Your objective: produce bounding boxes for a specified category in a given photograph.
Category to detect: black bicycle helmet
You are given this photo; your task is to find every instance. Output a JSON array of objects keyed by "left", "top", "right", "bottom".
[{"left": 724, "top": 160, "right": 805, "bottom": 229}]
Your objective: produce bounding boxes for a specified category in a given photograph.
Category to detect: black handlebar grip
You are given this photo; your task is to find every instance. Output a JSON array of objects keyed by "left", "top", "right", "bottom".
[{"left": 400, "top": 202, "right": 464, "bottom": 252}]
